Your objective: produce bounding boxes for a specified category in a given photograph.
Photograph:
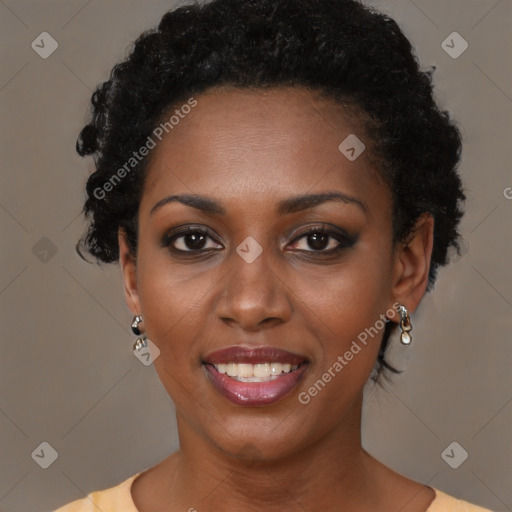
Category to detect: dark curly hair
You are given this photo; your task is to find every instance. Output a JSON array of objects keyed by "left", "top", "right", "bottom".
[{"left": 76, "top": 0, "right": 465, "bottom": 381}]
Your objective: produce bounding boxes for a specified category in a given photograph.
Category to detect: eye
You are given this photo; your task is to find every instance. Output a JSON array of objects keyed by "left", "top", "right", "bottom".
[
  {"left": 162, "top": 226, "right": 223, "bottom": 253},
  {"left": 162, "top": 224, "right": 356, "bottom": 256},
  {"left": 288, "top": 225, "right": 356, "bottom": 254}
]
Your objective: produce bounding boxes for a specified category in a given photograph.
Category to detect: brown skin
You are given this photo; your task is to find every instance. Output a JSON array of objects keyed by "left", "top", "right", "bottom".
[{"left": 119, "top": 86, "right": 436, "bottom": 512}]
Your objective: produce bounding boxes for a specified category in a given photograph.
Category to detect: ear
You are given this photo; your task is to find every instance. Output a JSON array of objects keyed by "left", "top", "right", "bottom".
[
  {"left": 389, "top": 213, "right": 434, "bottom": 319},
  {"left": 118, "top": 227, "right": 141, "bottom": 316}
]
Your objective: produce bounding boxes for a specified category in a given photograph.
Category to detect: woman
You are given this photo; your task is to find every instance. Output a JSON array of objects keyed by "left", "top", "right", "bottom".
[{"left": 54, "top": 0, "right": 494, "bottom": 510}]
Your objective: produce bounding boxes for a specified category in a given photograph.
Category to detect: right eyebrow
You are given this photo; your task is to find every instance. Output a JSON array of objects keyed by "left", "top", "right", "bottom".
[{"left": 150, "top": 194, "right": 226, "bottom": 216}]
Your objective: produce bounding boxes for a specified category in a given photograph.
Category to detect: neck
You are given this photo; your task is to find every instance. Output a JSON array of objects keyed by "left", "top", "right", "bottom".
[{"left": 163, "top": 394, "right": 381, "bottom": 512}]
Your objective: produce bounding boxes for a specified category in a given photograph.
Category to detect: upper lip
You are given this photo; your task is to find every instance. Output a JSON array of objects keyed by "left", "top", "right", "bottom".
[{"left": 203, "top": 346, "right": 307, "bottom": 365}]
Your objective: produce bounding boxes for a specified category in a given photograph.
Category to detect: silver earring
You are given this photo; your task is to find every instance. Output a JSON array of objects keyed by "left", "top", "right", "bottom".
[
  {"left": 398, "top": 305, "right": 412, "bottom": 345},
  {"left": 131, "top": 315, "right": 147, "bottom": 352},
  {"left": 131, "top": 315, "right": 143, "bottom": 335}
]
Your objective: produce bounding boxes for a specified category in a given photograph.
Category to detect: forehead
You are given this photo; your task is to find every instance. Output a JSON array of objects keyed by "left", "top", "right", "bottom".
[{"left": 141, "top": 86, "right": 388, "bottom": 217}]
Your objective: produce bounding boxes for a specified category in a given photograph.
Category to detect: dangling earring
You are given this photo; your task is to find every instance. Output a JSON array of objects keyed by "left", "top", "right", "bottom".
[
  {"left": 131, "top": 315, "right": 147, "bottom": 352},
  {"left": 398, "top": 305, "right": 412, "bottom": 345}
]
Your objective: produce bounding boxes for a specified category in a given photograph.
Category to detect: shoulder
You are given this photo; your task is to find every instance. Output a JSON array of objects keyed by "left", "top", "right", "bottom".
[
  {"left": 429, "top": 488, "right": 496, "bottom": 512},
  {"left": 52, "top": 472, "right": 142, "bottom": 512}
]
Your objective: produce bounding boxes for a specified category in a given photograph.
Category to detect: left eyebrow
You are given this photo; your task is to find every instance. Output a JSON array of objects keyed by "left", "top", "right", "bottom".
[{"left": 276, "top": 191, "right": 368, "bottom": 215}]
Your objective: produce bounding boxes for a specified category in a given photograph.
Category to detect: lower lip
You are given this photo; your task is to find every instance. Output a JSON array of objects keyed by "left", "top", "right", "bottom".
[{"left": 203, "top": 364, "right": 308, "bottom": 406}]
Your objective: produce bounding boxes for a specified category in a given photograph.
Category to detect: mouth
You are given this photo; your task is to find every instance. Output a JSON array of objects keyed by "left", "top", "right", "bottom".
[{"left": 202, "top": 346, "right": 309, "bottom": 406}]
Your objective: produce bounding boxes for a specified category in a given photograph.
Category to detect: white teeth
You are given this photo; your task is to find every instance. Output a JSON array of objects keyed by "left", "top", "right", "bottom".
[
  {"left": 226, "top": 363, "right": 238, "bottom": 377},
  {"left": 211, "top": 361, "right": 301, "bottom": 381},
  {"left": 253, "top": 363, "right": 270, "bottom": 378},
  {"left": 238, "top": 363, "right": 253, "bottom": 378},
  {"left": 270, "top": 362, "right": 282, "bottom": 375}
]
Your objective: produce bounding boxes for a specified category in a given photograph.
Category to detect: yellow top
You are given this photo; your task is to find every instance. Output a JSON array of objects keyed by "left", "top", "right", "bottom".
[{"left": 53, "top": 471, "right": 496, "bottom": 512}]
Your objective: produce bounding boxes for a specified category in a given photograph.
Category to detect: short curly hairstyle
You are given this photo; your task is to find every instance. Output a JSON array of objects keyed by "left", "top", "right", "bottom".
[{"left": 76, "top": 0, "right": 465, "bottom": 381}]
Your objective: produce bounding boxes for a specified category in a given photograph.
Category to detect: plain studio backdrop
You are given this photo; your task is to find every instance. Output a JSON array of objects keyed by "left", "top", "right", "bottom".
[{"left": 0, "top": 1, "right": 511, "bottom": 511}]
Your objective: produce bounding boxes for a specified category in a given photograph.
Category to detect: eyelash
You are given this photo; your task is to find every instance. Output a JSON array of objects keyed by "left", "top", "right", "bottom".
[{"left": 161, "top": 224, "right": 356, "bottom": 257}]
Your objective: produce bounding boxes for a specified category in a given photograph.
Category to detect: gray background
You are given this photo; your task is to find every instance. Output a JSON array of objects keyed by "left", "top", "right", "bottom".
[{"left": 0, "top": 1, "right": 511, "bottom": 511}]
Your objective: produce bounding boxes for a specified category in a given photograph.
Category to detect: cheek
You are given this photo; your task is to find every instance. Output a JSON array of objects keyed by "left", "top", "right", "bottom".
[
  {"left": 289, "top": 248, "right": 392, "bottom": 395},
  {"left": 136, "top": 262, "right": 213, "bottom": 416},
  {"left": 137, "top": 268, "right": 209, "bottom": 358},
  {"left": 293, "top": 277, "right": 386, "bottom": 421},
  {"left": 294, "top": 245, "right": 392, "bottom": 333},
  {"left": 301, "top": 276, "right": 385, "bottom": 363}
]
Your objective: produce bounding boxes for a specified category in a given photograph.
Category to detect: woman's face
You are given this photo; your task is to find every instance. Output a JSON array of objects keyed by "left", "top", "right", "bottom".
[{"left": 120, "top": 86, "right": 431, "bottom": 460}]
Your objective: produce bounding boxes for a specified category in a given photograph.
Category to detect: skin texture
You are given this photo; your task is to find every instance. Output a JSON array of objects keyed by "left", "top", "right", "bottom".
[{"left": 119, "top": 86, "right": 435, "bottom": 512}]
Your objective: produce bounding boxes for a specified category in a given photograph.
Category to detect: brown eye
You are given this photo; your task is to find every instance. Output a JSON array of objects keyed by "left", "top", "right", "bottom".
[
  {"left": 288, "top": 225, "right": 357, "bottom": 254},
  {"left": 298, "top": 232, "right": 335, "bottom": 251},
  {"left": 162, "top": 227, "right": 223, "bottom": 253}
]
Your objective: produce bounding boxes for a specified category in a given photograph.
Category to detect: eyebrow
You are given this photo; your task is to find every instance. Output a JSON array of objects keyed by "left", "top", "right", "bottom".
[{"left": 149, "top": 191, "right": 367, "bottom": 216}]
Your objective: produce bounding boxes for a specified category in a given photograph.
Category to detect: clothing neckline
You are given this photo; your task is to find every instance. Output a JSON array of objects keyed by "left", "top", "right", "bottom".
[
  {"left": 127, "top": 469, "right": 147, "bottom": 512},
  {"left": 126, "top": 471, "right": 439, "bottom": 512}
]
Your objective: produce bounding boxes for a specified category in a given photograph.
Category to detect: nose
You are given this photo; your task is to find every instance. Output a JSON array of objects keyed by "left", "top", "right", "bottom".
[{"left": 214, "top": 245, "right": 292, "bottom": 331}]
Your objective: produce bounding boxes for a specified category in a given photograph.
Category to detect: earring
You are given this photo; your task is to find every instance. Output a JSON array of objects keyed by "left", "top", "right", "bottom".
[
  {"left": 131, "top": 315, "right": 147, "bottom": 352},
  {"left": 131, "top": 315, "right": 143, "bottom": 335},
  {"left": 398, "top": 305, "right": 412, "bottom": 345}
]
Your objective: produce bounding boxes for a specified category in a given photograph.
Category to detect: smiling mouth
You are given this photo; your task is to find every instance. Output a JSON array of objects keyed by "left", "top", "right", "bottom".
[
  {"left": 206, "top": 361, "right": 305, "bottom": 382},
  {"left": 202, "top": 346, "right": 309, "bottom": 406}
]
